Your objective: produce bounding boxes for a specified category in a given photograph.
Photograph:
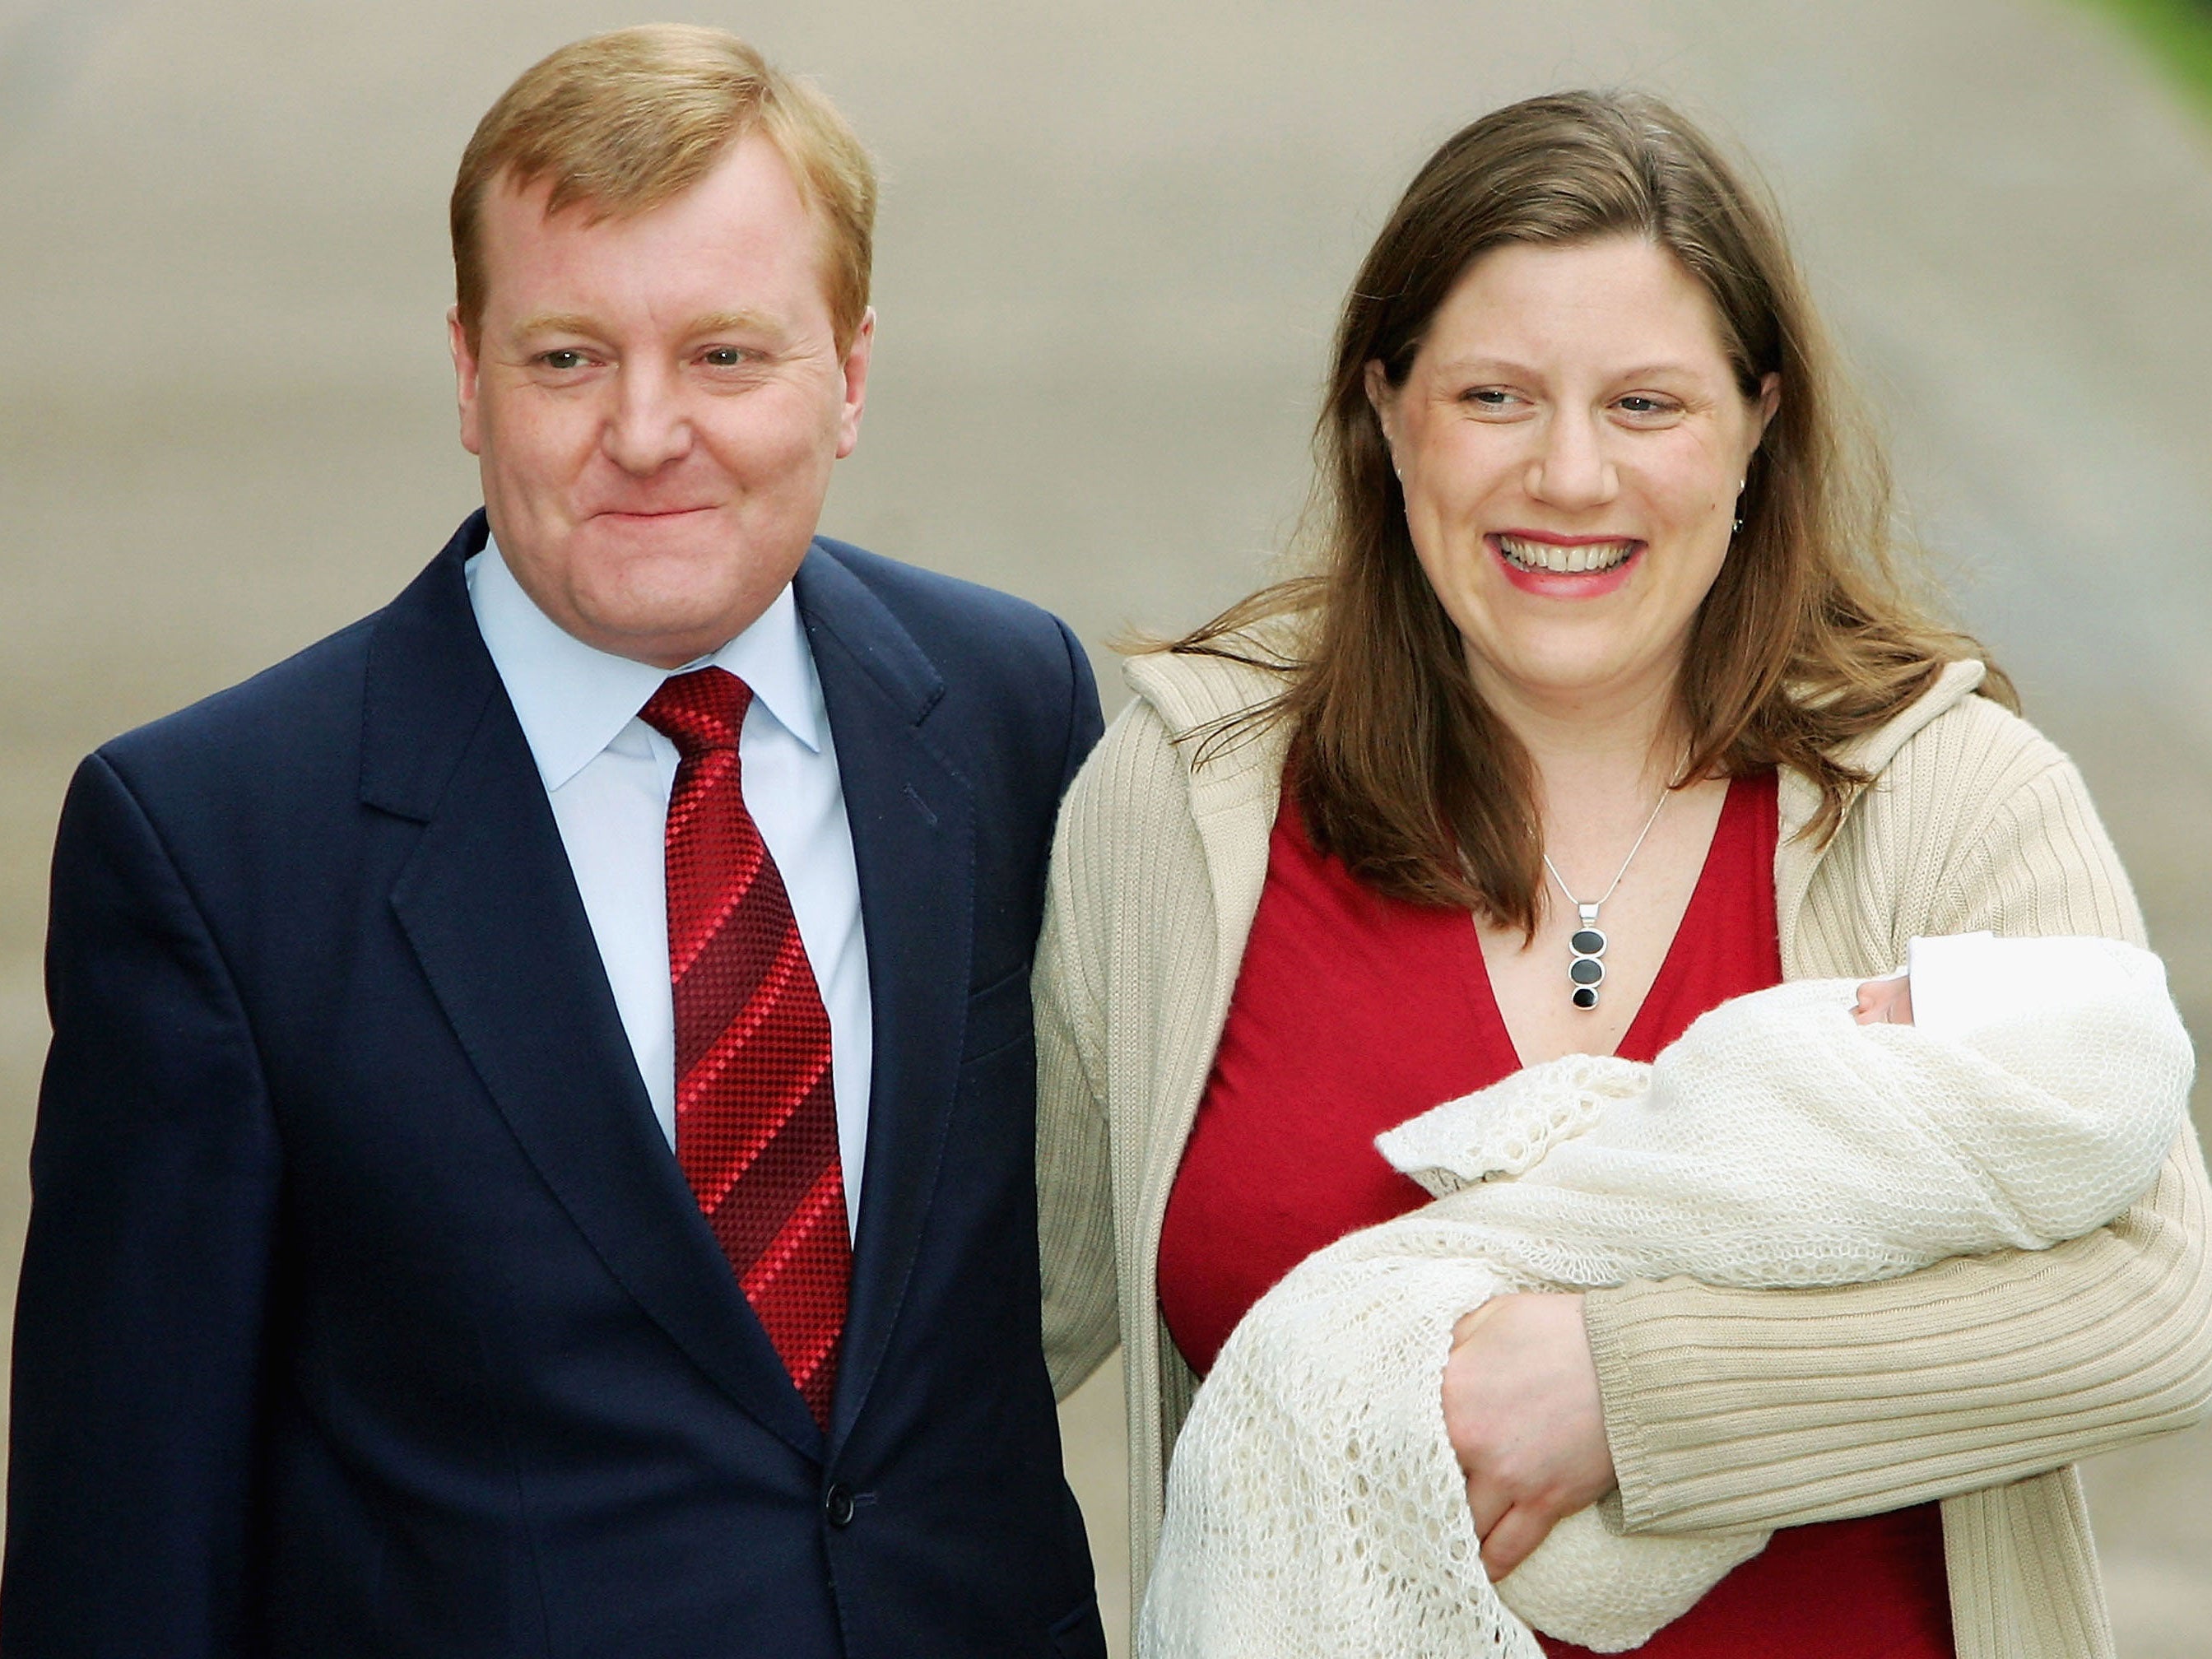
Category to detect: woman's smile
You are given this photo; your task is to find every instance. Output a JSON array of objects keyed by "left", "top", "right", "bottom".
[
  {"left": 1492, "top": 532, "right": 1638, "bottom": 574},
  {"left": 1489, "top": 532, "right": 1644, "bottom": 597}
]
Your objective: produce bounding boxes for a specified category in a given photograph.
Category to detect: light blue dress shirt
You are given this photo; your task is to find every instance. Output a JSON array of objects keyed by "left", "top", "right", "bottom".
[{"left": 467, "top": 539, "right": 872, "bottom": 1235}]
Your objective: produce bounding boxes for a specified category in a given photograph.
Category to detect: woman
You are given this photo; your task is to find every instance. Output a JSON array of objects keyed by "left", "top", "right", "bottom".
[{"left": 1034, "top": 91, "right": 2212, "bottom": 1657}]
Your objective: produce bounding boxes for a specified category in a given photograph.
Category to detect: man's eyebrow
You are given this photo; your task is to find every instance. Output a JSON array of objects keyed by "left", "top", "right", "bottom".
[
  {"left": 687, "top": 309, "right": 782, "bottom": 337},
  {"left": 504, "top": 309, "right": 788, "bottom": 343},
  {"left": 509, "top": 312, "right": 603, "bottom": 339}
]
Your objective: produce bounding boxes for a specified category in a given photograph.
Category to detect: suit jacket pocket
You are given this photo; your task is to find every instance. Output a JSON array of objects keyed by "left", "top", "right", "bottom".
[
  {"left": 960, "top": 961, "right": 1034, "bottom": 1064},
  {"left": 1048, "top": 1594, "right": 1108, "bottom": 1659}
]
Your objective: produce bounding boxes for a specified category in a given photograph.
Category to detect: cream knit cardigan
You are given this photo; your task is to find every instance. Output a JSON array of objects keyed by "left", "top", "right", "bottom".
[{"left": 1035, "top": 646, "right": 2212, "bottom": 1659}]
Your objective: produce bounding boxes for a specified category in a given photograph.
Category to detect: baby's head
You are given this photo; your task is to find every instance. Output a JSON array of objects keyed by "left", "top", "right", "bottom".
[{"left": 1852, "top": 975, "right": 1914, "bottom": 1026}]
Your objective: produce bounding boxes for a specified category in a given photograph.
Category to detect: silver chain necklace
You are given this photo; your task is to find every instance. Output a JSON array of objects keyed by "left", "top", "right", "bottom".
[{"left": 1541, "top": 787, "right": 1671, "bottom": 1011}]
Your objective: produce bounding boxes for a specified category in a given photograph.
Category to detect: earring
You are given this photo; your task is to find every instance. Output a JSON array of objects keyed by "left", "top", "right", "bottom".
[{"left": 1732, "top": 477, "right": 1746, "bottom": 534}]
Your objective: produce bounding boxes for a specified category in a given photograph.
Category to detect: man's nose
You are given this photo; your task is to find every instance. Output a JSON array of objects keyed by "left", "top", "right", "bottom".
[
  {"left": 602, "top": 362, "right": 693, "bottom": 474},
  {"left": 1526, "top": 408, "right": 1616, "bottom": 510}
]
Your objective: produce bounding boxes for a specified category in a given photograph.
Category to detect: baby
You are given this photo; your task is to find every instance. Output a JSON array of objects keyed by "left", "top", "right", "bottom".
[
  {"left": 1853, "top": 967, "right": 1916, "bottom": 1024},
  {"left": 1853, "top": 930, "right": 2121, "bottom": 1032}
]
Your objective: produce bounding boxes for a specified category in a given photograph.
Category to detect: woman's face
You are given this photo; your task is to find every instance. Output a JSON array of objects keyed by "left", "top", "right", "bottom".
[{"left": 1370, "top": 235, "right": 1778, "bottom": 723}]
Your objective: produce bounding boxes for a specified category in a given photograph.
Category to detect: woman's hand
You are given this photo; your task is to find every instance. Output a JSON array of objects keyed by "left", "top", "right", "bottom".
[{"left": 1443, "top": 1292, "right": 1617, "bottom": 1580}]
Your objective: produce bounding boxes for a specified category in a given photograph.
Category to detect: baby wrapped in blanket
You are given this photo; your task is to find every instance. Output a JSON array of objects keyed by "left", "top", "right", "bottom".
[{"left": 1141, "top": 934, "right": 2196, "bottom": 1657}]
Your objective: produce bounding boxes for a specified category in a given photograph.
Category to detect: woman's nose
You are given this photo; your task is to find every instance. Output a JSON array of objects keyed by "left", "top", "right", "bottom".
[{"left": 1526, "top": 410, "right": 1616, "bottom": 510}]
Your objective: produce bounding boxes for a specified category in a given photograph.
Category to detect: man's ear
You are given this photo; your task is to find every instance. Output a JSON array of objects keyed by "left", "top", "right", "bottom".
[
  {"left": 449, "top": 306, "right": 484, "bottom": 458},
  {"left": 834, "top": 306, "right": 875, "bottom": 461}
]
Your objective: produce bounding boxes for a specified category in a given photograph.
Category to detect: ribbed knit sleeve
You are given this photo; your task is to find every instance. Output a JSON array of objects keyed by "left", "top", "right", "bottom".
[
  {"left": 1588, "top": 698, "right": 2212, "bottom": 1541},
  {"left": 1034, "top": 655, "right": 1293, "bottom": 1595},
  {"left": 1036, "top": 709, "right": 1140, "bottom": 1402}
]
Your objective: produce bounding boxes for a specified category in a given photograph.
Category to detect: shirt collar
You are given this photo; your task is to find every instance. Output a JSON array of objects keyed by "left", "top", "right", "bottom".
[{"left": 467, "top": 533, "right": 826, "bottom": 792}]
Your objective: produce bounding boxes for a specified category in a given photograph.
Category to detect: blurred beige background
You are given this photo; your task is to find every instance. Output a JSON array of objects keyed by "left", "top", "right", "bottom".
[{"left": 3, "top": 1, "right": 2210, "bottom": 1654}]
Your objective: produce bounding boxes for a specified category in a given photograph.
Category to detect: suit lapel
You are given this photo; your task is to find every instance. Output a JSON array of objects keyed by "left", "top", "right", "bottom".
[
  {"left": 364, "top": 517, "right": 823, "bottom": 1458},
  {"left": 792, "top": 547, "right": 975, "bottom": 1447}
]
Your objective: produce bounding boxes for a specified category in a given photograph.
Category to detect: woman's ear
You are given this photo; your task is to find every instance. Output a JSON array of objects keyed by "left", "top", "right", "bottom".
[
  {"left": 1755, "top": 371, "right": 1781, "bottom": 440},
  {"left": 1364, "top": 360, "right": 1399, "bottom": 461}
]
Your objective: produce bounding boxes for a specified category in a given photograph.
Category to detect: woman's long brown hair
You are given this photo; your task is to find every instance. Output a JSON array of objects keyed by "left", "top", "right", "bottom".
[{"left": 1165, "top": 90, "right": 2010, "bottom": 937}]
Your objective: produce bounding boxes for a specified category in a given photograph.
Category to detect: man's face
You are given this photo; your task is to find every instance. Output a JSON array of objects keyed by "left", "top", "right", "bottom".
[{"left": 450, "top": 134, "right": 871, "bottom": 667}]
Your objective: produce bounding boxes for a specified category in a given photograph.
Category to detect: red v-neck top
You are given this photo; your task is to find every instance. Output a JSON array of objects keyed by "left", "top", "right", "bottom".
[{"left": 1157, "top": 771, "right": 1954, "bottom": 1658}]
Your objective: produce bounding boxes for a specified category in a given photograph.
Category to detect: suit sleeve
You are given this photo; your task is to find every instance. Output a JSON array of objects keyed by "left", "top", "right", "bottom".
[
  {"left": 3, "top": 753, "right": 282, "bottom": 1657},
  {"left": 1052, "top": 619, "right": 1105, "bottom": 800},
  {"left": 1586, "top": 755, "right": 2212, "bottom": 1536}
]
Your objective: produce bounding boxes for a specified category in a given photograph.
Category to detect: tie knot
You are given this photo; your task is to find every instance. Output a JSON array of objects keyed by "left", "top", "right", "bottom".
[{"left": 640, "top": 667, "right": 754, "bottom": 757}]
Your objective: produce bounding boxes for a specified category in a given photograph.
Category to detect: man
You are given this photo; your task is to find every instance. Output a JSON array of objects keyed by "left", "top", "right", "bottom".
[{"left": 5, "top": 26, "right": 1106, "bottom": 1657}]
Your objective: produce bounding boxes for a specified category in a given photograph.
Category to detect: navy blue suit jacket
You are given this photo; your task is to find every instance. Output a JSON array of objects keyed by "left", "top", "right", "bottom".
[{"left": 6, "top": 514, "right": 1108, "bottom": 1658}]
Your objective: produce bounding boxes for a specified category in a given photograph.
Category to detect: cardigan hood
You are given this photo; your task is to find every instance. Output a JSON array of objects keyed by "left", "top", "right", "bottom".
[
  {"left": 1122, "top": 632, "right": 1987, "bottom": 782},
  {"left": 1121, "top": 636, "right": 1989, "bottom": 914}
]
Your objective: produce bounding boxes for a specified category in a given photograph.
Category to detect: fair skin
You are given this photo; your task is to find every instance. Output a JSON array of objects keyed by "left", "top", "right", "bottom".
[
  {"left": 1369, "top": 235, "right": 1778, "bottom": 1578},
  {"left": 1852, "top": 974, "right": 1915, "bottom": 1025},
  {"left": 448, "top": 132, "right": 872, "bottom": 668}
]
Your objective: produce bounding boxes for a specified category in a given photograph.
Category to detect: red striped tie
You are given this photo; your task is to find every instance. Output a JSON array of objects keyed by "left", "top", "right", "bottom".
[{"left": 641, "top": 667, "right": 849, "bottom": 1431}]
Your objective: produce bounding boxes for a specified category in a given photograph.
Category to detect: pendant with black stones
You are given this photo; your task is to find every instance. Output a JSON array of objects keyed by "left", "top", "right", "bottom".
[
  {"left": 1568, "top": 901, "right": 1607, "bottom": 1010},
  {"left": 1538, "top": 779, "right": 1672, "bottom": 1013}
]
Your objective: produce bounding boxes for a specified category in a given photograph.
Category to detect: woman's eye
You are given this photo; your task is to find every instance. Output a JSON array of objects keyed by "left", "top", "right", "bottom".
[
  {"left": 1616, "top": 395, "right": 1679, "bottom": 417},
  {"left": 1465, "top": 388, "right": 1517, "bottom": 409}
]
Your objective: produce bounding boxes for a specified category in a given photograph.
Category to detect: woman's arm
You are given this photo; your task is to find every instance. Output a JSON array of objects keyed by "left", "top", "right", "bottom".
[
  {"left": 1036, "top": 918, "right": 1120, "bottom": 1401},
  {"left": 1587, "top": 751, "right": 2212, "bottom": 1536},
  {"left": 1034, "top": 723, "right": 1130, "bottom": 1403}
]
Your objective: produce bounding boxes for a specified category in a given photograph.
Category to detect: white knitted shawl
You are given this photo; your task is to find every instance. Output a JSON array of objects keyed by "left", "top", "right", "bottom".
[{"left": 1141, "top": 938, "right": 2193, "bottom": 1657}]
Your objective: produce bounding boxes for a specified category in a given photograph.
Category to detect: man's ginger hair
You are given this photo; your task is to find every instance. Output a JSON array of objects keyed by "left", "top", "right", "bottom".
[{"left": 451, "top": 25, "right": 876, "bottom": 351}]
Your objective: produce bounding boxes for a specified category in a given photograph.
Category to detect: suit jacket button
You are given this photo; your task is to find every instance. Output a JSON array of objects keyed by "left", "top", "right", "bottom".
[{"left": 825, "top": 1483, "right": 856, "bottom": 1528}]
